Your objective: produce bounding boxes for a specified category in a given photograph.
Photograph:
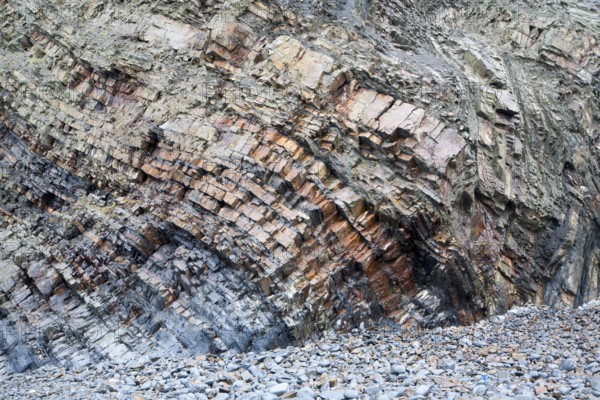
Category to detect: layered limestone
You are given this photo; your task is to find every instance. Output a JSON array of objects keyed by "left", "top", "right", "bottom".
[{"left": 0, "top": 0, "right": 598, "bottom": 373}]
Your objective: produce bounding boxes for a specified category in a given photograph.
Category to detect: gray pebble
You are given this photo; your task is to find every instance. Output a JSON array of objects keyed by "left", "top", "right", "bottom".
[{"left": 559, "top": 358, "right": 577, "bottom": 371}]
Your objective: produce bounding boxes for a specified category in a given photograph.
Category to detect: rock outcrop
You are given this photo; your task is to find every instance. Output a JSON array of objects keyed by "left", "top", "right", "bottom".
[{"left": 0, "top": 0, "right": 598, "bottom": 373}]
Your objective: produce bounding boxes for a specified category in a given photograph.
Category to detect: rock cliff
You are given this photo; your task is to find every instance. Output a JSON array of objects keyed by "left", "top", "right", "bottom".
[{"left": 0, "top": 0, "right": 598, "bottom": 373}]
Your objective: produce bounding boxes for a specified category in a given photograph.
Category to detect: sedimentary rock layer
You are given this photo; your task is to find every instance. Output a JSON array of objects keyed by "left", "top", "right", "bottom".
[{"left": 0, "top": 0, "right": 598, "bottom": 373}]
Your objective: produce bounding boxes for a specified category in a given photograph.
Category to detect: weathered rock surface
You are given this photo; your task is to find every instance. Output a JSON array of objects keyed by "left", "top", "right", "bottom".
[{"left": 0, "top": 0, "right": 599, "bottom": 373}]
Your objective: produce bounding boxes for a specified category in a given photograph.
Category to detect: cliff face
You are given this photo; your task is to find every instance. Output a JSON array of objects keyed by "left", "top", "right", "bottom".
[{"left": 0, "top": 0, "right": 598, "bottom": 373}]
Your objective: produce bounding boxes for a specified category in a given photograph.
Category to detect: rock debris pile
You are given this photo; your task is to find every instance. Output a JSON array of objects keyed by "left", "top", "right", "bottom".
[{"left": 2, "top": 301, "right": 600, "bottom": 399}]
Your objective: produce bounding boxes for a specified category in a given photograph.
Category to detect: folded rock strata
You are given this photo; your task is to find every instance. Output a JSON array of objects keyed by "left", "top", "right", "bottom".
[{"left": 0, "top": 0, "right": 598, "bottom": 373}]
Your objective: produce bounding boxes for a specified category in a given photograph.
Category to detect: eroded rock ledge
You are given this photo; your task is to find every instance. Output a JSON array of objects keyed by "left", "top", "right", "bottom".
[{"left": 0, "top": 0, "right": 598, "bottom": 373}]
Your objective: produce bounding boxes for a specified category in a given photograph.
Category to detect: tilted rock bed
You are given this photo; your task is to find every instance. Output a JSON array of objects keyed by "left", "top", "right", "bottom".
[
  {"left": 1, "top": 0, "right": 600, "bottom": 368},
  {"left": 2, "top": 300, "right": 599, "bottom": 399}
]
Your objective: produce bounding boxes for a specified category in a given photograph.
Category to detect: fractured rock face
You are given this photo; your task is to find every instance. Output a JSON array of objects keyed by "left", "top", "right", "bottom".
[{"left": 0, "top": 0, "right": 599, "bottom": 373}]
